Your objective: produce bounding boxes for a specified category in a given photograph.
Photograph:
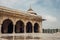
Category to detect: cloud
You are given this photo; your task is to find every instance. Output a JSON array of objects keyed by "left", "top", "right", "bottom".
[
  {"left": 0, "top": 0, "right": 60, "bottom": 10},
  {"left": 45, "top": 15, "right": 57, "bottom": 22},
  {"left": 0, "top": 0, "right": 18, "bottom": 7},
  {"left": 42, "top": 14, "right": 57, "bottom": 23},
  {"left": 41, "top": 14, "right": 58, "bottom": 29},
  {"left": 36, "top": 0, "right": 60, "bottom": 9},
  {"left": 0, "top": 0, "right": 38, "bottom": 8},
  {"left": 0, "top": 0, "right": 60, "bottom": 29}
]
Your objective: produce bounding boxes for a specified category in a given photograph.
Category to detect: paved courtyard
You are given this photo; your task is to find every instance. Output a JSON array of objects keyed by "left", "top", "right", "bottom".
[{"left": 0, "top": 32, "right": 60, "bottom": 40}]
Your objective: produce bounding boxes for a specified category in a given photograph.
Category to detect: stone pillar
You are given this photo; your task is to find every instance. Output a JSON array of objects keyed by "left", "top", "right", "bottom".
[
  {"left": 0, "top": 24, "right": 1, "bottom": 34},
  {"left": 32, "top": 22, "right": 34, "bottom": 40},
  {"left": 13, "top": 24, "right": 15, "bottom": 40},
  {"left": 39, "top": 22, "right": 42, "bottom": 33},
  {"left": 0, "top": 24, "right": 1, "bottom": 40},
  {"left": 52, "top": 29, "right": 53, "bottom": 33},
  {"left": 24, "top": 22, "right": 26, "bottom": 40},
  {"left": 58, "top": 29, "right": 60, "bottom": 32},
  {"left": 24, "top": 22, "right": 26, "bottom": 33},
  {"left": 32, "top": 22, "right": 34, "bottom": 33}
]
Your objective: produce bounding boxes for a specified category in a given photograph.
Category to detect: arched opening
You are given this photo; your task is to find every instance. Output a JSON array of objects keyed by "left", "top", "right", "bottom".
[
  {"left": 34, "top": 23, "right": 39, "bottom": 33},
  {"left": 26, "top": 22, "right": 32, "bottom": 33},
  {"left": 1, "top": 19, "right": 13, "bottom": 33},
  {"left": 15, "top": 20, "right": 24, "bottom": 33}
]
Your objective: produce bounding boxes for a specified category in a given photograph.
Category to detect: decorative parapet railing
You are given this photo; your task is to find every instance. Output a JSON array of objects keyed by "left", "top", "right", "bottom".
[
  {"left": 1, "top": 33, "right": 42, "bottom": 37},
  {"left": 0, "top": 33, "right": 42, "bottom": 40}
]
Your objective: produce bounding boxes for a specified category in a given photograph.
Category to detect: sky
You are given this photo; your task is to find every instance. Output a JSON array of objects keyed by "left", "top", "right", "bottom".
[{"left": 0, "top": 0, "right": 60, "bottom": 29}]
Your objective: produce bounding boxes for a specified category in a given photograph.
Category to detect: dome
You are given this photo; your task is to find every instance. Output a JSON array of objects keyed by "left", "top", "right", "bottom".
[
  {"left": 27, "top": 6, "right": 37, "bottom": 15},
  {"left": 28, "top": 8, "right": 33, "bottom": 11}
]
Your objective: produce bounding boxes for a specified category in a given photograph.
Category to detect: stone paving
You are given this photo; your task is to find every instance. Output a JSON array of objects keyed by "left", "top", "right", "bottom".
[{"left": 0, "top": 33, "right": 60, "bottom": 40}]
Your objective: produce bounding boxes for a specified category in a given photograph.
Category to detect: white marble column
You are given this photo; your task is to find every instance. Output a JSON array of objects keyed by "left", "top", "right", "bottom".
[
  {"left": 24, "top": 22, "right": 26, "bottom": 33},
  {"left": 24, "top": 22, "right": 26, "bottom": 40},
  {"left": 13, "top": 24, "right": 15, "bottom": 40},
  {"left": 0, "top": 24, "right": 1, "bottom": 40},
  {"left": 32, "top": 23, "right": 34, "bottom": 40},
  {"left": 39, "top": 22, "right": 42, "bottom": 33},
  {"left": 51, "top": 29, "right": 52, "bottom": 33},
  {"left": 0, "top": 24, "right": 1, "bottom": 34}
]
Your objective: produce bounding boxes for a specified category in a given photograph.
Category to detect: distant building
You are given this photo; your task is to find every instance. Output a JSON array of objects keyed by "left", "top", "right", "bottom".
[
  {"left": 0, "top": 6, "right": 44, "bottom": 40},
  {"left": 42, "top": 29, "right": 60, "bottom": 33}
]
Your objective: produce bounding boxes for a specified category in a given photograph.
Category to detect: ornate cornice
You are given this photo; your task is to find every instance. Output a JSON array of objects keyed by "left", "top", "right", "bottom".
[{"left": 0, "top": 6, "right": 42, "bottom": 22}]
